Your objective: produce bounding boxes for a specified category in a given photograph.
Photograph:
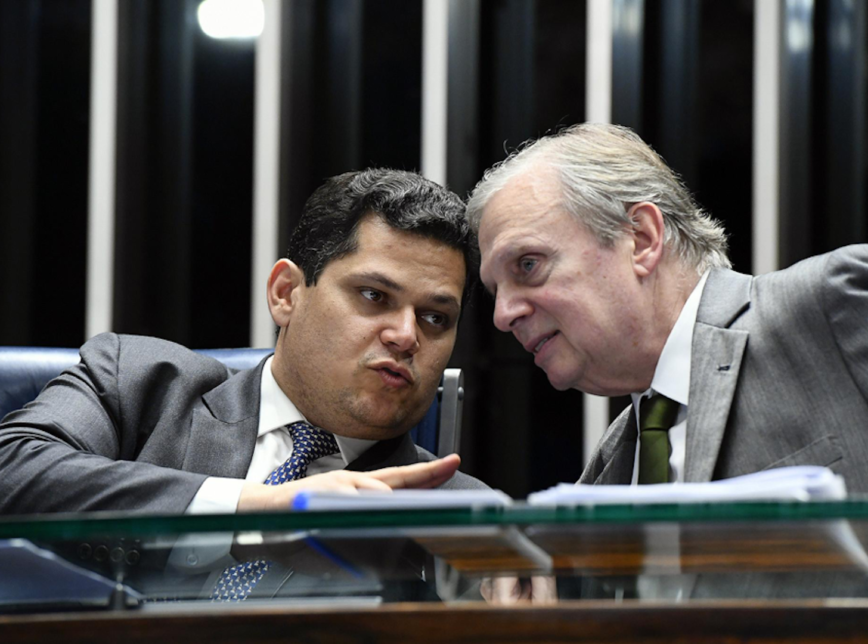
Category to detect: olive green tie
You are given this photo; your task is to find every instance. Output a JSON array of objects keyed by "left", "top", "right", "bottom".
[{"left": 638, "top": 394, "right": 680, "bottom": 484}]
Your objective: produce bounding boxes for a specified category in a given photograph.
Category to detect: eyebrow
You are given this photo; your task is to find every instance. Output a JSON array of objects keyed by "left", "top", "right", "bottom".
[
  {"left": 356, "top": 271, "right": 462, "bottom": 311},
  {"left": 357, "top": 271, "right": 404, "bottom": 292}
]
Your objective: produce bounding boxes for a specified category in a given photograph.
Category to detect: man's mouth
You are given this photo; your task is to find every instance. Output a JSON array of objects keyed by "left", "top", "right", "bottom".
[
  {"left": 369, "top": 360, "right": 415, "bottom": 387},
  {"left": 526, "top": 331, "right": 559, "bottom": 355},
  {"left": 376, "top": 367, "right": 410, "bottom": 388}
]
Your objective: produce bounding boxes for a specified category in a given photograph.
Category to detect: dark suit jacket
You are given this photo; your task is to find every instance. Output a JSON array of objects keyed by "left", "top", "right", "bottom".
[
  {"left": 0, "top": 332, "right": 486, "bottom": 516},
  {"left": 0, "top": 333, "right": 487, "bottom": 600},
  {"left": 580, "top": 244, "right": 868, "bottom": 493}
]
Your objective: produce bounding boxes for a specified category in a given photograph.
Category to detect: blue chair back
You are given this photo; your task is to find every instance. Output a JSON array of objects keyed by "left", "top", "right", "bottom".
[
  {"left": 0, "top": 346, "right": 446, "bottom": 455},
  {"left": 0, "top": 347, "right": 81, "bottom": 421}
]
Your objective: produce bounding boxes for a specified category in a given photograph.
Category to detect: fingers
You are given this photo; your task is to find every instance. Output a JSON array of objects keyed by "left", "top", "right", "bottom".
[
  {"left": 481, "top": 577, "right": 524, "bottom": 604},
  {"left": 481, "top": 576, "right": 558, "bottom": 605},
  {"left": 238, "top": 455, "right": 462, "bottom": 512},
  {"left": 368, "top": 454, "right": 461, "bottom": 490},
  {"left": 297, "top": 471, "right": 393, "bottom": 493},
  {"left": 336, "top": 476, "right": 392, "bottom": 492},
  {"left": 529, "top": 575, "right": 558, "bottom": 604}
]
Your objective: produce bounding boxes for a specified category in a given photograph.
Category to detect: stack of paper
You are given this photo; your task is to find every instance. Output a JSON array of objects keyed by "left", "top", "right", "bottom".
[{"left": 527, "top": 466, "right": 847, "bottom": 505}]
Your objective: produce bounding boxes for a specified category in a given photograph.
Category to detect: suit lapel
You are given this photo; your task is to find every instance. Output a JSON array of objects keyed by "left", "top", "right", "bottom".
[
  {"left": 581, "top": 406, "right": 637, "bottom": 485},
  {"left": 684, "top": 269, "right": 752, "bottom": 482},
  {"left": 684, "top": 324, "right": 748, "bottom": 482},
  {"left": 182, "top": 357, "right": 269, "bottom": 478}
]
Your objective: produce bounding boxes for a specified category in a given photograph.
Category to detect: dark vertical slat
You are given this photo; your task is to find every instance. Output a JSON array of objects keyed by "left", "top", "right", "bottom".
[
  {"left": 533, "top": 0, "right": 586, "bottom": 134},
  {"left": 115, "top": 0, "right": 254, "bottom": 348},
  {"left": 822, "top": 0, "right": 866, "bottom": 249},
  {"left": 445, "top": 0, "right": 482, "bottom": 473},
  {"left": 492, "top": 0, "right": 535, "bottom": 151},
  {"left": 779, "top": 0, "right": 815, "bottom": 267},
  {"left": 278, "top": 0, "right": 315, "bottom": 254},
  {"left": 113, "top": 0, "right": 149, "bottom": 337},
  {"left": 530, "top": 0, "right": 587, "bottom": 480},
  {"left": 446, "top": 0, "right": 481, "bottom": 198},
  {"left": 654, "top": 0, "right": 700, "bottom": 188},
  {"left": 360, "top": 0, "right": 422, "bottom": 170},
  {"left": 608, "top": 0, "right": 648, "bottom": 463},
  {"left": 158, "top": 0, "right": 196, "bottom": 344},
  {"left": 612, "top": 0, "right": 645, "bottom": 131},
  {"left": 692, "top": 0, "right": 753, "bottom": 274},
  {"left": 322, "top": 0, "right": 363, "bottom": 174},
  {"left": 114, "top": 0, "right": 196, "bottom": 343},
  {"left": 0, "top": 1, "right": 39, "bottom": 345},
  {"left": 188, "top": 11, "right": 254, "bottom": 348},
  {"left": 27, "top": 0, "right": 91, "bottom": 346},
  {"left": 473, "top": 0, "right": 538, "bottom": 497},
  {"left": 472, "top": 0, "right": 593, "bottom": 495}
]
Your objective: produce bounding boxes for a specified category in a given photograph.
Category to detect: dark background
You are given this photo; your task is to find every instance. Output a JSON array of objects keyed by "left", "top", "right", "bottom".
[{"left": 0, "top": 0, "right": 866, "bottom": 497}]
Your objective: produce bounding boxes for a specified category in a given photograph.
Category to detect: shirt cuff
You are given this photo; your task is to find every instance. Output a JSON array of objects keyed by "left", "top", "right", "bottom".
[
  {"left": 167, "top": 477, "right": 246, "bottom": 572},
  {"left": 187, "top": 476, "right": 246, "bottom": 515}
]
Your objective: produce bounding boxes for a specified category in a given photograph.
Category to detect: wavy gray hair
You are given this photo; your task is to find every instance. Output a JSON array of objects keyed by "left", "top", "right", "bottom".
[{"left": 466, "top": 123, "right": 731, "bottom": 274}]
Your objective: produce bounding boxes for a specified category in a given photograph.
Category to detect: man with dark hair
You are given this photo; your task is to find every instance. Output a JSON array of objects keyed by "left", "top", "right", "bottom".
[
  {"left": 0, "top": 168, "right": 485, "bottom": 521},
  {"left": 289, "top": 170, "right": 477, "bottom": 304}
]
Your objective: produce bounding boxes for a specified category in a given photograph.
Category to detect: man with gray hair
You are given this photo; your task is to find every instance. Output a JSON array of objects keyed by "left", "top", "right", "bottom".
[{"left": 468, "top": 122, "right": 868, "bottom": 491}]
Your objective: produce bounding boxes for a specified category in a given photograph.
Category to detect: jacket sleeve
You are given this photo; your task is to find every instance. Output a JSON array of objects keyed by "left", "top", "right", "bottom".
[
  {"left": 0, "top": 333, "right": 208, "bottom": 514},
  {"left": 824, "top": 245, "right": 868, "bottom": 405}
]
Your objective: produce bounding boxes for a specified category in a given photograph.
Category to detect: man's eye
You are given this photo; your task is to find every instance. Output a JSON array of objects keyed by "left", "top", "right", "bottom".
[
  {"left": 520, "top": 257, "right": 537, "bottom": 273},
  {"left": 421, "top": 312, "right": 448, "bottom": 328},
  {"left": 360, "top": 289, "right": 383, "bottom": 302}
]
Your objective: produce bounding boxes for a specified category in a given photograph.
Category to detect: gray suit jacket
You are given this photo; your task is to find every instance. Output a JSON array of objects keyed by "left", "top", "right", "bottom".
[
  {"left": 581, "top": 244, "right": 868, "bottom": 492},
  {"left": 0, "top": 333, "right": 486, "bottom": 516}
]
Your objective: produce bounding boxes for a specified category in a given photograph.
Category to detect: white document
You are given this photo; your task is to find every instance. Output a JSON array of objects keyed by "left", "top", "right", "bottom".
[
  {"left": 291, "top": 488, "right": 513, "bottom": 511},
  {"left": 527, "top": 466, "right": 847, "bottom": 505}
]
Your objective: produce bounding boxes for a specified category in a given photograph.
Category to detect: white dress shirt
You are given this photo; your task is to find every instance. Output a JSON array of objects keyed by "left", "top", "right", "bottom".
[
  {"left": 630, "top": 271, "right": 709, "bottom": 485},
  {"left": 188, "top": 356, "right": 377, "bottom": 513},
  {"left": 169, "top": 356, "right": 376, "bottom": 571},
  {"left": 628, "top": 272, "right": 709, "bottom": 601}
]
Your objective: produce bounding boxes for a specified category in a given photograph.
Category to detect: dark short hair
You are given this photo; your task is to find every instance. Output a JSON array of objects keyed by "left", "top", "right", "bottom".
[{"left": 287, "top": 169, "right": 477, "bottom": 305}]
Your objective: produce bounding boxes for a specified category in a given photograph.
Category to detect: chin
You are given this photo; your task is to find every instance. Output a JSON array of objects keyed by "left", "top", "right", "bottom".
[
  {"left": 346, "top": 421, "right": 409, "bottom": 442},
  {"left": 347, "top": 406, "right": 419, "bottom": 439},
  {"left": 364, "top": 391, "right": 428, "bottom": 424},
  {"left": 547, "top": 378, "right": 574, "bottom": 392},
  {"left": 542, "top": 366, "right": 577, "bottom": 392}
]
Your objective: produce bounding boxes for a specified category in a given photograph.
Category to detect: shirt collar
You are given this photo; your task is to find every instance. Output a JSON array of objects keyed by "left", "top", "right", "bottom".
[
  {"left": 631, "top": 270, "right": 710, "bottom": 408},
  {"left": 258, "top": 356, "right": 376, "bottom": 466}
]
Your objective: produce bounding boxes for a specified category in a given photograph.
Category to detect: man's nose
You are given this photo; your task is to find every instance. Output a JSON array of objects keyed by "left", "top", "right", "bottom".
[
  {"left": 381, "top": 307, "right": 420, "bottom": 354},
  {"left": 492, "top": 290, "right": 531, "bottom": 332}
]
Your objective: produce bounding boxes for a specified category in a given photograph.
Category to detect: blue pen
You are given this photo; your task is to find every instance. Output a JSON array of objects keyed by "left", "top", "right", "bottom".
[
  {"left": 292, "top": 492, "right": 365, "bottom": 579},
  {"left": 303, "top": 536, "right": 365, "bottom": 579}
]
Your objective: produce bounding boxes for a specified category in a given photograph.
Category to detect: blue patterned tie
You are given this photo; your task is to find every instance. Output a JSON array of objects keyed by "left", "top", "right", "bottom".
[{"left": 210, "top": 422, "right": 339, "bottom": 602}]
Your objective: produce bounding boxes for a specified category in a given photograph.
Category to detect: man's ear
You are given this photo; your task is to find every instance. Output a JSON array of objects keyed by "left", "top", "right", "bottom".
[
  {"left": 627, "top": 202, "right": 666, "bottom": 278},
  {"left": 267, "top": 259, "right": 306, "bottom": 327}
]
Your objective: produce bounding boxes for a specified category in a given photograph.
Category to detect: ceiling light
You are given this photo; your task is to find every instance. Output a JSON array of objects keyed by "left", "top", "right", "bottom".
[{"left": 197, "top": 0, "right": 264, "bottom": 40}]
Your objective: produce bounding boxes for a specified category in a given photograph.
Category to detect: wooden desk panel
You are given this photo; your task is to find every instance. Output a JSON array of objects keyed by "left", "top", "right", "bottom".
[
  {"left": 410, "top": 520, "right": 868, "bottom": 577},
  {"left": 3, "top": 600, "right": 868, "bottom": 644}
]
